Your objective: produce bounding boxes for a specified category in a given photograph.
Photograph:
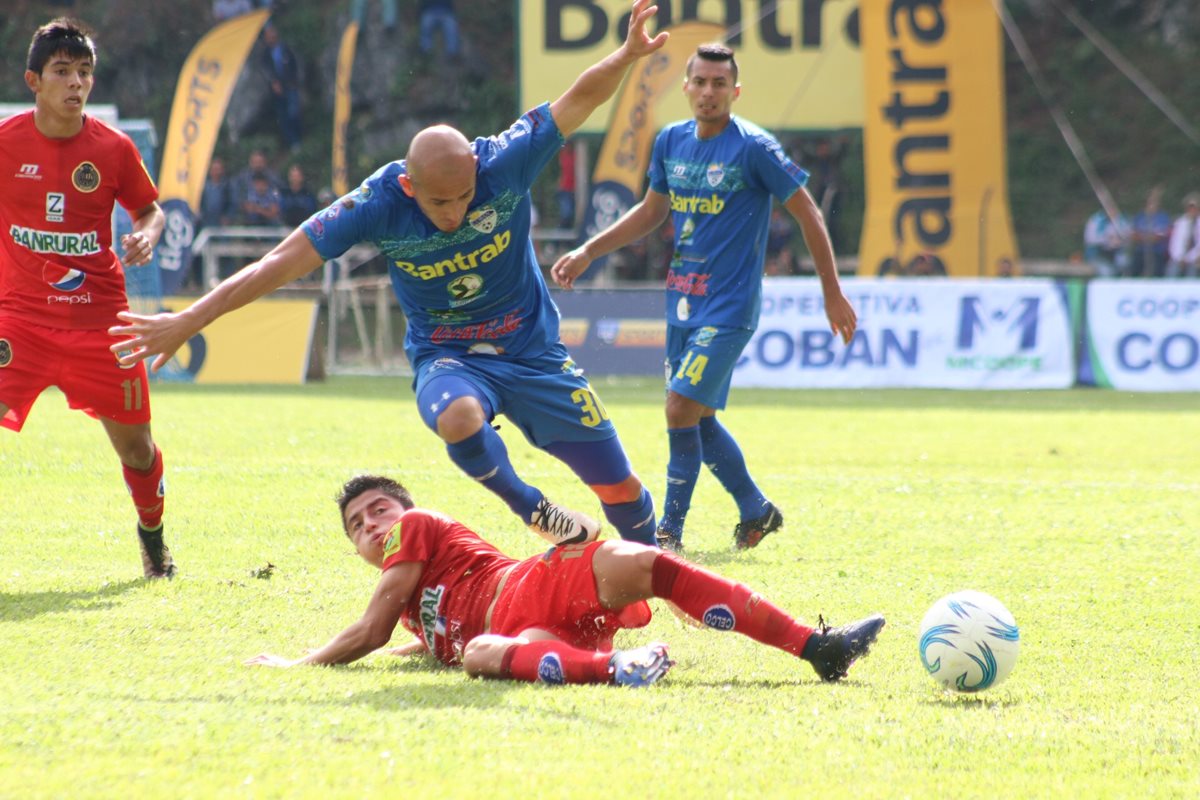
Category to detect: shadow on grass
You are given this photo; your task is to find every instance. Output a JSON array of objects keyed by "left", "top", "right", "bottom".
[
  {"left": 920, "top": 692, "right": 1023, "bottom": 709},
  {"left": 0, "top": 579, "right": 143, "bottom": 622}
]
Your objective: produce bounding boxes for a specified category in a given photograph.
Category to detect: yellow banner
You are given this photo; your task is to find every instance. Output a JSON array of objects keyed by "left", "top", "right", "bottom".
[
  {"left": 592, "top": 21, "right": 723, "bottom": 189},
  {"left": 332, "top": 21, "right": 360, "bottom": 197},
  {"left": 858, "top": 0, "right": 1019, "bottom": 276},
  {"left": 520, "top": 1, "right": 863, "bottom": 133},
  {"left": 159, "top": 10, "right": 271, "bottom": 209},
  {"left": 152, "top": 298, "right": 317, "bottom": 385}
]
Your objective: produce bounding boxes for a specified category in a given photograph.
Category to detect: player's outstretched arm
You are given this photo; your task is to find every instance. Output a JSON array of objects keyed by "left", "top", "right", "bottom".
[
  {"left": 109, "top": 228, "right": 326, "bottom": 372},
  {"left": 549, "top": 0, "right": 669, "bottom": 138},
  {"left": 245, "top": 563, "right": 419, "bottom": 669},
  {"left": 551, "top": 190, "right": 670, "bottom": 289},
  {"left": 785, "top": 186, "right": 857, "bottom": 344}
]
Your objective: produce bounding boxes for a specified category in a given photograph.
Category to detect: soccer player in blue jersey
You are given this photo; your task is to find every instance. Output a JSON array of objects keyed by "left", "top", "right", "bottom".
[
  {"left": 109, "top": 0, "right": 669, "bottom": 548},
  {"left": 552, "top": 43, "right": 858, "bottom": 552}
]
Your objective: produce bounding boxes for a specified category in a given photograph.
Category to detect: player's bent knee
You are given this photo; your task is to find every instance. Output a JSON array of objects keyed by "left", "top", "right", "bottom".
[
  {"left": 590, "top": 474, "right": 643, "bottom": 505},
  {"left": 462, "top": 634, "right": 514, "bottom": 678},
  {"left": 435, "top": 397, "right": 487, "bottom": 443}
]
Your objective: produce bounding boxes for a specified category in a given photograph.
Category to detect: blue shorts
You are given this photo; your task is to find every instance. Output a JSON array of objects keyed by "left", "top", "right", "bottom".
[
  {"left": 413, "top": 342, "right": 617, "bottom": 449},
  {"left": 665, "top": 324, "right": 753, "bottom": 411}
]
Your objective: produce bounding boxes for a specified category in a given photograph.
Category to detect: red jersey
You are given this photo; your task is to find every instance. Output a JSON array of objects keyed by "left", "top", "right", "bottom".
[
  {"left": 0, "top": 111, "right": 158, "bottom": 330},
  {"left": 381, "top": 509, "right": 518, "bottom": 666}
]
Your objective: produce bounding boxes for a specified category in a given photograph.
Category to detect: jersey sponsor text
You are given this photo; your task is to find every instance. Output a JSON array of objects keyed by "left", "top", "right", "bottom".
[
  {"left": 395, "top": 230, "right": 512, "bottom": 280},
  {"left": 10, "top": 225, "right": 102, "bottom": 256}
]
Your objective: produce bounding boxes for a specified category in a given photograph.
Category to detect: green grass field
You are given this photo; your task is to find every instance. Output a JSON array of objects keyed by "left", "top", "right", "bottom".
[{"left": 2, "top": 378, "right": 1198, "bottom": 798}]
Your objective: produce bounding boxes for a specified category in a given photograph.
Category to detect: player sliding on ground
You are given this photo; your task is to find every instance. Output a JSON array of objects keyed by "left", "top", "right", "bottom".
[{"left": 244, "top": 475, "right": 885, "bottom": 687}]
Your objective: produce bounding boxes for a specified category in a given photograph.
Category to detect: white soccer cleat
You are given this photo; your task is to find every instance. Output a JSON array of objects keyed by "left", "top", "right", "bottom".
[{"left": 528, "top": 497, "right": 600, "bottom": 546}]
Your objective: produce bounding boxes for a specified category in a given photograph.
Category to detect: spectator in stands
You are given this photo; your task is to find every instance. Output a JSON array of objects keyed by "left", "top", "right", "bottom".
[
  {"left": 280, "top": 164, "right": 318, "bottom": 227},
  {"left": 995, "top": 257, "right": 1016, "bottom": 278},
  {"left": 200, "top": 157, "right": 233, "bottom": 230},
  {"left": 240, "top": 171, "right": 283, "bottom": 226},
  {"left": 797, "top": 136, "right": 848, "bottom": 254},
  {"left": 1083, "top": 208, "right": 1131, "bottom": 278},
  {"left": 1166, "top": 193, "right": 1200, "bottom": 279},
  {"left": 557, "top": 141, "right": 577, "bottom": 230},
  {"left": 765, "top": 206, "right": 796, "bottom": 276},
  {"left": 352, "top": 0, "right": 398, "bottom": 32},
  {"left": 261, "top": 24, "right": 302, "bottom": 153},
  {"left": 212, "top": 0, "right": 254, "bottom": 21},
  {"left": 231, "top": 149, "right": 281, "bottom": 202},
  {"left": 419, "top": 0, "right": 459, "bottom": 59},
  {"left": 1130, "top": 186, "right": 1172, "bottom": 278}
]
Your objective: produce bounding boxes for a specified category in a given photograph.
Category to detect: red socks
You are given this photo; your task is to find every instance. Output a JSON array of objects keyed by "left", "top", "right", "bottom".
[
  {"left": 651, "top": 551, "right": 815, "bottom": 657},
  {"left": 501, "top": 639, "right": 613, "bottom": 684},
  {"left": 122, "top": 447, "right": 165, "bottom": 529}
]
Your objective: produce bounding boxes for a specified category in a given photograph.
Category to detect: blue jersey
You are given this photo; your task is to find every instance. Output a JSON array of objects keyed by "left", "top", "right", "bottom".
[
  {"left": 302, "top": 104, "right": 564, "bottom": 365},
  {"left": 648, "top": 116, "right": 807, "bottom": 330}
]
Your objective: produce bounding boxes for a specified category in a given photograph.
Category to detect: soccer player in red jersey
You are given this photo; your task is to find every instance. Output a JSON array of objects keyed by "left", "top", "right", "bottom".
[
  {"left": 244, "top": 475, "right": 885, "bottom": 686},
  {"left": 0, "top": 18, "right": 174, "bottom": 578}
]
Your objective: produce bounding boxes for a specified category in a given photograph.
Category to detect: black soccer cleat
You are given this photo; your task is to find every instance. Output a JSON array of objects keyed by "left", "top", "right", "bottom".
[
  {"left": 137, "top": 523, "right": 177, "bottom": 579},
  {"left": 733, "top": 502, "right": 783, "bottom": 549},
  {"left": 803, "top": 614, "right": 886, "bottom": 682},
  {"left": 655, "top": 527, "right": 684, "bottom": 553}
]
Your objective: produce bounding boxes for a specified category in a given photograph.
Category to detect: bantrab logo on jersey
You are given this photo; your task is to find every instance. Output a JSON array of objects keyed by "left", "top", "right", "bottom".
[
  {"left": 43, "top": 263, "right": 86, "bottom": 292},
  {"left": 706, "top": 163, "right": 725, "bottom": 188},
  {"left": 468, "top": 206, "right": 498, "bottom": 234},
  {"left": 394, "top": 231, "right": 512, "bottom": 280}
]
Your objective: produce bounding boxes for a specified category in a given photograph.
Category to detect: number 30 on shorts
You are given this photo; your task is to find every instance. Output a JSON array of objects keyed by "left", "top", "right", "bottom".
[{"left": 570, "top": 385, "right": 610, "bottom": 427}]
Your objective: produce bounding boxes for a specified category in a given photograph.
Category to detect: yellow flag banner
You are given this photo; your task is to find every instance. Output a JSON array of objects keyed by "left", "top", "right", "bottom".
[
  {"left": 858, "top": 0, "right": 1019, "bottom": 277},
  {"left": 332, "top": 20, "right": 360, "bottom": 197},
  {"left": 580, "top": 21, "right": 722, "bottom": 253},
  {"left": 520, "top": 1, "right": 863, "bottom": 133},
  {"left": 156, "top": 10, "right": 271, "bottom": 292}
]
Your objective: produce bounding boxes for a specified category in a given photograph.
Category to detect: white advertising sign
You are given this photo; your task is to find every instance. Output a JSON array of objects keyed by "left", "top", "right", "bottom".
[
  {"left": 733, "top": 278, "right": 1075, "bottom": 389},
  {"left": 1085, "top": 280, "right": 1200, "bottom": 392}
]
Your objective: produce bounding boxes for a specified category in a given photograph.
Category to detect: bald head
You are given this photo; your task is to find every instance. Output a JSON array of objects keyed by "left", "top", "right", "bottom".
[{"left": 406, "top": 125, "right": 474, "bottom": 186}]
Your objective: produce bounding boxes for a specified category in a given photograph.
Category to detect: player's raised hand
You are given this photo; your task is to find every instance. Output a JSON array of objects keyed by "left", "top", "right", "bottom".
[
  {"left": 622, "top": 0, "right": 670, "bottom": 60},
  {"left": 244, "top": 653, "right": 297, "bottom": 668},
  {"left": 108, "top": 309, "right": 200, "bottom": 372},
  {"left": 551, "top": 246, "right": 594, "bottom": 290}
]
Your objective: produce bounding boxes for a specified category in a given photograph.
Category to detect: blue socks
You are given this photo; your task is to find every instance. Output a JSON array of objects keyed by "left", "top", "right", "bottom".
[
  {"left": 699, "top": 416, "right": 767, "bottom": 520},
  {"left": 446, "top": 426, "right": 542, "bottom": 522},
  {"left": 601, "top": 487, "right": 657, "bottom": 546},
  {"left": 660, "top": 425, "right": 702, "bottom": 537}
]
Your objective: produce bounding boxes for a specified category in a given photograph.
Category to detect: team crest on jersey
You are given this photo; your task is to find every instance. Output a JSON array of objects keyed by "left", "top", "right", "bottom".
[
  {"left": 468, "top": 206, "right": 497, "bottom": 234},
  {"left": 43, "top": 263, "right": 86, "bottom": 292},
  {"left": 382, "top": 522, "right": 403, "bottom": 558},
  {"left": 706, "top": 163, "right": 725, "bottom": 188},
  {"left": 72, "top": 161, "right": 101, "bottom": 193},
  {"left": 447, "top": 273, "right": 484, "bottom": 305},
  {"left": 0, "top": 339, "right": 12, "bottom": 368}
]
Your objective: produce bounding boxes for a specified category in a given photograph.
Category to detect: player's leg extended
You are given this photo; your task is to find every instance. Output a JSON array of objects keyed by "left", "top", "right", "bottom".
[
  {"left": 465, "top": 631, "right": 672, "bottom": 687},
  {"left": 416, "top": 372, "right": 542, "bottom": 522},
  {"left": 543, "top": 437, "right": 657, "bottom": 546},
  {"left": 100, "top": 417, "right": 173, "bottom": 578},
  {"left": 592, "top": 541, "right": 884, "bottom": 681}
]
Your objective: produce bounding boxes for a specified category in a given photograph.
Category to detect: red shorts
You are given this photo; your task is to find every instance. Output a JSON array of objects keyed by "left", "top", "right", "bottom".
[
  {"left": 488, "top": 541, "right": 652, "bottom": 652},
  {"left": 0, "top": 317, "right": 152, "bottom": 432}
]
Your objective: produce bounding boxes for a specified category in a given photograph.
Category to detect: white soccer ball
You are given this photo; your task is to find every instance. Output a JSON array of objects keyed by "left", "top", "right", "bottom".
[{"left": 918, "top": 590, "right": 1020, "bottom": 692}]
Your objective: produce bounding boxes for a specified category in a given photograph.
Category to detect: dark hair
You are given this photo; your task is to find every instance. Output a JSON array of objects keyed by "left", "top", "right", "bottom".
[
  {"left": 336, "top": 475, "right": 414, "bottom": 533},
  {"left": 27, "top": 18, "right": 96, "bottom": 75},
  {"left": 686, "top": 43, "right": 738, "bottom": 83}
]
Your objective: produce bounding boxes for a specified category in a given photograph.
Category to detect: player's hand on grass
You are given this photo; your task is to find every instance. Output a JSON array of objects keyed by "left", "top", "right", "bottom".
[
  {"left": 383, "top": 639, "right": 426, "bottom": 657},
  {"left": 108, "top": 309, "right": 199, "bottom": 372},
  {"left": 551, "top": 247, "right": 592, "bottom": 290},
  {"left": 244, "top": 653, "right": 297, "bottom": 668}
]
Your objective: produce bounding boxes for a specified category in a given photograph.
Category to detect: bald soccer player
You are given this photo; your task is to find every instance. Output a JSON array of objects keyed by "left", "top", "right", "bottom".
[{"left": 110, "top": 1, "right": 668, "bottom": 549}]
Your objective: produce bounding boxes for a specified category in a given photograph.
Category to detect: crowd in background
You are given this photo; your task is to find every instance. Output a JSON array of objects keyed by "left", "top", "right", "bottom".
[{"left": 1083, "top": 187, "right": 1200, "bottom": 279}]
